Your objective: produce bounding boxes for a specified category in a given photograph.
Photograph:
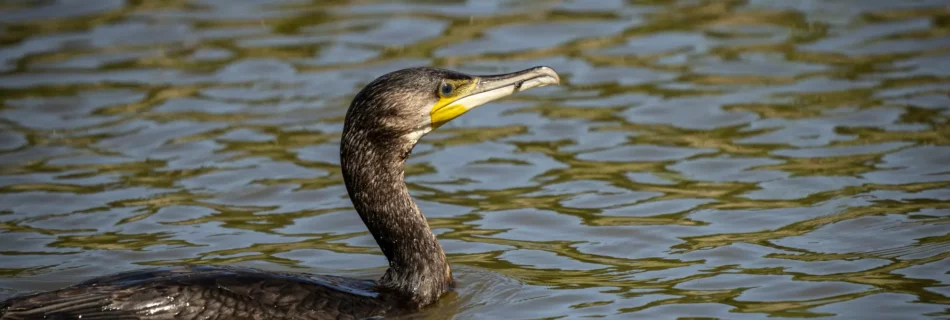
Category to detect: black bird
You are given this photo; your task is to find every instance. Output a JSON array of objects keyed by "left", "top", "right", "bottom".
[{"left": 0, "top": 66, "right": 560, "bottom": 320}]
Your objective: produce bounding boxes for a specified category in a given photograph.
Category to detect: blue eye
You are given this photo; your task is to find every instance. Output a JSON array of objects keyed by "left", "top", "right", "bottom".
[{"left": 439, "top": 82, "right": 454, "bottom": 96}]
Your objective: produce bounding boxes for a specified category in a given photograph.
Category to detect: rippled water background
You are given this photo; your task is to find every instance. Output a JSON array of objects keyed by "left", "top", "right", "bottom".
[{"left": 1, "top": 0, "right": 950, "bottom": 319}]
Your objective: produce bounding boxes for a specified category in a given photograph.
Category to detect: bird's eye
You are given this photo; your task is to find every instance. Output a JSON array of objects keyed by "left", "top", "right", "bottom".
[{"left": 439, "top": 82, "right": 454, "bottom": 97}]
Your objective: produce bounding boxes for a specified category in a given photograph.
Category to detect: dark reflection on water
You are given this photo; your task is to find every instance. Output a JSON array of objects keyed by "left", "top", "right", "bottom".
[{"left": 1, "top": 0, "right": 950, "bottom": 318}]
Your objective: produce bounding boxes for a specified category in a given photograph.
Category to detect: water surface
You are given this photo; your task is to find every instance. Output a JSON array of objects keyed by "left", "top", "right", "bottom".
[{"left": 1, "top": 0, "right": 949, "bottom": 319}]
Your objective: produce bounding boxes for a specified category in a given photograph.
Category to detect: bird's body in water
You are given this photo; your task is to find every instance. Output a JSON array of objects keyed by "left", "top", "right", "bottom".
[{"left": 0, "top": 66, "right": 560, "bottom": 320}]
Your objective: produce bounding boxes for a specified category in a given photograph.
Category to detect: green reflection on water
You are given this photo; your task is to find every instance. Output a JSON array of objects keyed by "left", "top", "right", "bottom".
[{"left": 1, "top": 0, "right": 949, "bottom": 318}]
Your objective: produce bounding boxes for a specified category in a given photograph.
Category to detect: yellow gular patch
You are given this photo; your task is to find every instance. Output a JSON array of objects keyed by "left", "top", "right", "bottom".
[
  {"left": 430, "top": 102, "right": 467, "bottom": 129},
  {"left": 429, "top": 79, "right": 477, "bottom": 129}
]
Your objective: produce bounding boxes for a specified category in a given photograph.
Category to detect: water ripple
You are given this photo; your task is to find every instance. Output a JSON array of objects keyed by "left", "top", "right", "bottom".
[{"left": 1, "top": 0, "right": 949, "bottom": 318}]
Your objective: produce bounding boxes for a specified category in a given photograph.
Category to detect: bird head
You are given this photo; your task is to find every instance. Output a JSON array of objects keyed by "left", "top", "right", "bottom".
[{"left": 343, "top": 66, "right": 560, "bottom": 145}]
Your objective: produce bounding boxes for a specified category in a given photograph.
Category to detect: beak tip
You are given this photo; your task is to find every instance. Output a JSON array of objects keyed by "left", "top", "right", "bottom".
[{"left": 535, "top": 66, "right": 561, "bottom": 85}]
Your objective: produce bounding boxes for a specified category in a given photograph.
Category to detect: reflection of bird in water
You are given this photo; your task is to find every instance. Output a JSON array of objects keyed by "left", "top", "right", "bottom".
[{"left": 0, "top": 66, "right": 560, "bottom": 319}]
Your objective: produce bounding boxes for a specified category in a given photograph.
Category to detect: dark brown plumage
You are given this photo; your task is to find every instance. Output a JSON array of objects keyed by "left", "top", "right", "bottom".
[{"left": 0, "top": 66, "right": 559, "bottom": 320}]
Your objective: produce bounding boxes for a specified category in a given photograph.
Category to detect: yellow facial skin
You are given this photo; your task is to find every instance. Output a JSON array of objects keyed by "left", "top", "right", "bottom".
[
  {"left": 427, "top": 66, "right": 561, "bottom": 130},
  {"left": 429, "top": 79, "right": 478, "bottom": 129}
]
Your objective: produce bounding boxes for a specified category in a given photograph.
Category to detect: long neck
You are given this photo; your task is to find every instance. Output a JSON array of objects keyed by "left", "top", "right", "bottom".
[{"left": 340, "top": 127, "right": 453, "bottom": 307}]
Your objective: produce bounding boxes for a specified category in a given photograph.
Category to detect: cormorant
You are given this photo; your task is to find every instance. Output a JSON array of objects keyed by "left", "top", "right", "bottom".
[{"left": 0, "top": 66, "right": 560, "bottom": 319}]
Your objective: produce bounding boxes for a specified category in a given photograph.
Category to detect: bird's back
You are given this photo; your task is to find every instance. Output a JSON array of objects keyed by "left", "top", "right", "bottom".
[{"left": 0, "top": 266, "right": 392, "bottom": 320}]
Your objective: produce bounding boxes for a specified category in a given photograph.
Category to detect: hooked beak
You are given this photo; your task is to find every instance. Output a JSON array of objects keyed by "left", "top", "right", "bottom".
[{"left": 430, "top": 66, "right": 560, "bottom": 128}]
